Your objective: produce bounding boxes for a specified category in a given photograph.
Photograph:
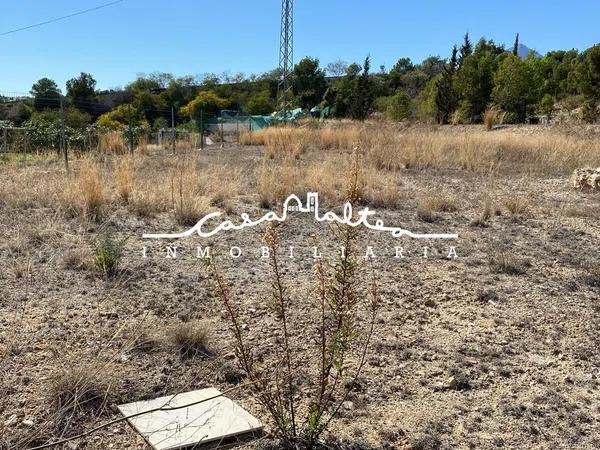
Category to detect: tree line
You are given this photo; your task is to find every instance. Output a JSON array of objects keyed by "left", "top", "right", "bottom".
[{"left": 1, "top": 33, "right": 599, "bottom": 133}]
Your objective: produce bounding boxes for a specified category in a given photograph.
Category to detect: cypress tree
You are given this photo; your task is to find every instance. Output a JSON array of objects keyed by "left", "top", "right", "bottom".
[
  {"left": 450, "top": 45, "right": 459, "bottom": 72},
  {"left": 459, "top": 32, "right": 473, "bottom": 66},
  {"left": 435, "top": 47, "right": 459, "bottom": 124},
  {"left": 513, "top": 33, "right": 520, "bottom": 56},
  {"left": 350, "top": 56, "right": 373, "bottom": 120}
]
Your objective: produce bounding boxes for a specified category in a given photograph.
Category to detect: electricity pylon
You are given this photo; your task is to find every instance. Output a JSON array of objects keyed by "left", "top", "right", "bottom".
[{"left": 277, "top": 0, "right": 293, "bottom": 120}]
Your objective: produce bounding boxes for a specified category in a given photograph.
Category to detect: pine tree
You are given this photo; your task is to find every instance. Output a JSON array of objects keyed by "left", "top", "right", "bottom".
[
  {"left": 459, "top": 32, "right": 473, "bottom": 67},
  {"left": 513, "top": 33, "right": 520, "bottom": 56}
]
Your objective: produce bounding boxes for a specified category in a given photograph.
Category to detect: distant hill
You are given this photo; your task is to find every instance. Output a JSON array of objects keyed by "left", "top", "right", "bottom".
[{"left": 517, "top": 43, "right": 542, "bottom": 59}]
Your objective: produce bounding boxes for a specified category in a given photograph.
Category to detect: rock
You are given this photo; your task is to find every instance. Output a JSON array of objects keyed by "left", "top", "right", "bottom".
[
  {"left": 341, "top": 400, "right": 355, "bottom": 411},
  {"left": 22, "top": 418, "right": 34, "bottom": 427},
  {"left": 424, "top": 298, "right": 436, "bottom": 308}
]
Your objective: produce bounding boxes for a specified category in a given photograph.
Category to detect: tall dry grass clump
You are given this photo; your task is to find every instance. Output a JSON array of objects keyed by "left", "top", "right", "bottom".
[
  {"left": 242, "top": 126, "right": 362, "bottom": 157},
  {"left": 483, "top": 106, "right": 506, "bottom": 131},
  {"left": 365, "top": 128, "right": 600, "bottom": 175},
  {"left": 239, "top": 130, "right": 266, "bottom": 146},
  {"left": 98, "top": 132, "right": 126, "bottom": 154},
  {"left": 256, "top": 158, "right": 304, "bottom": 207},
  {"left": 77, "top": 159, "right": 105, "bottom": 218},
  {"left": 115, "top": 157, "right": 134, "bottom": 203},
  {"left": 169, "top": 158, "right": 220, "bottom": 225},
  {"left": 318, "top": 126, "right": 361, "bottom": 150},
  {"left": 196, "top": 164, "right": 242, "bottom": 206}
]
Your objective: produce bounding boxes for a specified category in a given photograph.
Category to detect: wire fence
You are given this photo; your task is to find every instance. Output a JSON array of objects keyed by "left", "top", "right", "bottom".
[{"left": 0, "top": 115, "right": 255, "bottom": 154}]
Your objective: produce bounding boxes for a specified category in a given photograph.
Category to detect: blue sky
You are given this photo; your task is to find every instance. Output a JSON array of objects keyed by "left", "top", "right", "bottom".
[{"left": 1, "top": 0, "right": 599, "bottom": 94}]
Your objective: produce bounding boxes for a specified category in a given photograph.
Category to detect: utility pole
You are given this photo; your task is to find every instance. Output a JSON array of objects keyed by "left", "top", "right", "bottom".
[
  {"left": 277, "top": 0, "right": 294, "bottom": 122},
  {"left": 171, "top": 106, "right": 176, "bottom": 154},
  {"left": 60, "top": 96, "right": 68, "bottom": 172}
]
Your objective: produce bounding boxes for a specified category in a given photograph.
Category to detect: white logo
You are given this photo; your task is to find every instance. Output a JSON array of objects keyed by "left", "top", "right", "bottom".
[{"left": 142, "top": 192, "right": 458, "bottom": 240}]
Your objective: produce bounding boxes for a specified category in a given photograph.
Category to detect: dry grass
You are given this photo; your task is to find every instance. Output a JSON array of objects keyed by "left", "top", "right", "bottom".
[
  {"left": 77, "top": 159, "right": 105, "bottom": 219},
  {"left": 362, "top": 127, "right": 600, "bottom": 175},
  {"left": 242, "top": 126, "right": 361, "bottom": 159},
  {"left": 483, "top": 106, "right": 506, "bottom": 131},
  {"left": 254, "top": 151, "right": 404, "bottom": 209},
  {"left": 98, "top": 132, "right": 126, "bottom": 154},
  {"left": 503, "top": 195, "right": 531, "bottom": 217},
  {"left": 169, "top": 320, "right": 213, "bottom": 359},
  {"left": 49, "top": 364, "right": 112, "bottom": 432},
  {"left": 418, "top": 192, "right": 458, "bottom": 213},
  {"left": 172, "top": 164, "right": 212, "bottom": 225},
  {"left": 489, "top": 252, "right": 528, "bottom": 275},
  {"left": 470, "top": 196, "right": 496, "bottom": 227},
  {"left": 115, "top": 157, "right": 134, "bottom": 203}
]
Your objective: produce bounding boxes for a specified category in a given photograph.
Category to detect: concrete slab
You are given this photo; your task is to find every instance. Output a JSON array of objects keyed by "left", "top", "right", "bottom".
[{"left": 118, "top": 388, "right": 262, "bottom": 450}]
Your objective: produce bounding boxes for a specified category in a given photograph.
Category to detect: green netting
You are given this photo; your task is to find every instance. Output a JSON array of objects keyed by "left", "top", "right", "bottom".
[{"left": 249, "top": 116, "right": 274, "bottom": 130}]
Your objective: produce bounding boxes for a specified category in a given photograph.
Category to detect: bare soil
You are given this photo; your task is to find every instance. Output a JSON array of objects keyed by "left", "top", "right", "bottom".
[{"left": 1, "top": 126, "right": 600, "bottom": 450}]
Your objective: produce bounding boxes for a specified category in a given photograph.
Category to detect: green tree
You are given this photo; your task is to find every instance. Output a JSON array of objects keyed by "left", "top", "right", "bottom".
[
  {"left": 538, "top": 93, "right": 554, "bottom": 118},
  {"left": 30, "top": 78, "right": 61, "bottom": 110},
  {"left": 245, "top": 90, "right": 275, "bottom": 115},
  {"left": 96, "top": 104, "right": 147, "bottom": 130},
  {"left": 449, "top": 45, "right": 459, "bottom": 71},
  {"left": 66, "top": 72, "right": 97, "bottom": 115},
  {"left": 512, "top": 33, "right": 520, "bottom": 56},
  {"left": 454, "top": 40, "right": 504, "bottom": 121},
  {"left": 385, "top": 90, "right": 411, "bottom": 121},
  {"left": 459, "top": 32, "right": 473, "bottom": 67},
  {"left": 292, "top": 57, "right": 327, "bottom": 109},
  {"left": 433, "top": 48, "right": 459, "bottom": 124},
  {"left": 349, "top": 56, "right": 373, "bottom": 120},
  {"left": 434, "top": 68, "right": 457, "bottom": 124},
  {"left": 181, "top": 91, "right": 229, "bottom": 130},
  {"left": 328, "top": 63, "right": 361, "bottom": 117},
  {"left": 574, "top": 44, "right": 600, "bottom": 122},
  {"left": 492, "top": 54, "right": 539, "bottom": 122}
]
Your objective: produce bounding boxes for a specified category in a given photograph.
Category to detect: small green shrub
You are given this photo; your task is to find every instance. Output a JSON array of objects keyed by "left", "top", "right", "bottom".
[{"left": 93, "top": 231, "right": 126, "bottom": 277}]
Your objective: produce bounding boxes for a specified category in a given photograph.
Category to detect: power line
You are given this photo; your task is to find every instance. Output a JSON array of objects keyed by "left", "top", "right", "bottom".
[{"left": 0, "top": 0, "right": 123, "bottom": 37}]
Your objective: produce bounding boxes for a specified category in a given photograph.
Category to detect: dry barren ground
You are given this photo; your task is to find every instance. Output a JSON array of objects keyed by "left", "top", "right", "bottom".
[{"left": 1, "top": 124, "right": 600, "bottom": 449}]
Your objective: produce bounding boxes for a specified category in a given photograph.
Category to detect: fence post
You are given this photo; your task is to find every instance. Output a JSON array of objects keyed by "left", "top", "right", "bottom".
[
  {"left": 128, "top": 105, "right": 134, "bottom": 156},
  {"left": 200, "top": 110, "right": 204, "bottom": 151},
  {"left": 220, "top": 121, "right": 224, "bottom": 148},
  {"left": 60, "top": 96, "right": 68, "bottom": 172},
  {"left": 171, "top": 106, "right": 176, "bottom": 154}
]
